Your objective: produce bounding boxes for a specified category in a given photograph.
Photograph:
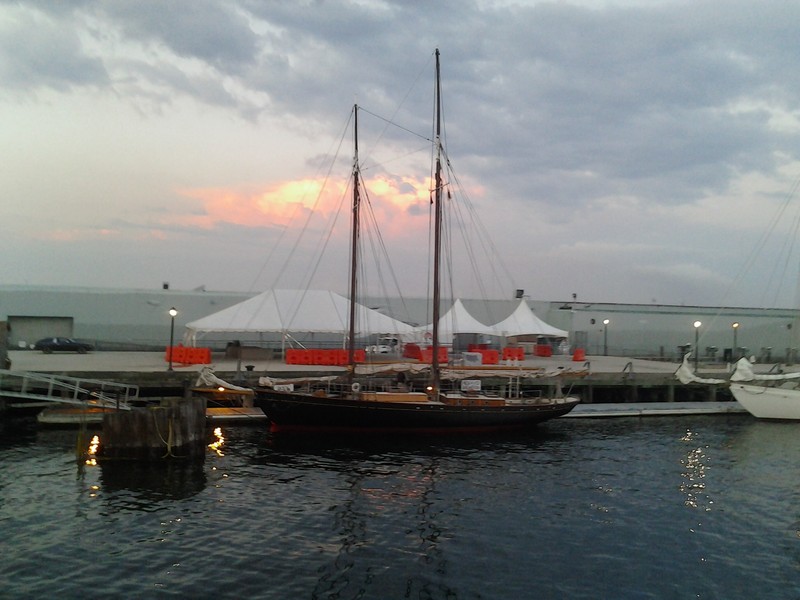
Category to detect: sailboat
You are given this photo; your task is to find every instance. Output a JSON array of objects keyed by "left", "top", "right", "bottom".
[
  {"left": 676, "top": 349, "right": 800, "bottom": 420},
  {"left": 728, "top": 357, "right": 800, "bottom": 419},
  {"left": 254, "top": 50, "right": 579, "bottom": 433}
]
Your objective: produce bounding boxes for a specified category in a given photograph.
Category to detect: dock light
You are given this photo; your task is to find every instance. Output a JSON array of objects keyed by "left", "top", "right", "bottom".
[
  {"left": 732, "top": 322, "right": 740, "bottom": 361},
  {"left": 693, "top": 321, "right": 702, "bottom": 370},
  {"left": 168, "top": 307, "right": 178, "bottom": 371},
  {"left": 603, "top": 319, "right": 610, "bottom": 356}
]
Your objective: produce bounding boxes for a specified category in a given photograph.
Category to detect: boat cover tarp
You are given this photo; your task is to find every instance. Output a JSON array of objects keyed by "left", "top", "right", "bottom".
[
  {"left": 492, "top": 299, "right": 568, "bottom": 338},
  {"left": 730, "top": 357, "right": 800, "bottom": 382},
  {"left": 675, "top": 353, "right": 727, "bottom": 385},
  {"left": 185, "top": 289, "right": 416, "bottom": 342},
  {"left": 195, "top": 367, "right": 252, "bottom": 391}
]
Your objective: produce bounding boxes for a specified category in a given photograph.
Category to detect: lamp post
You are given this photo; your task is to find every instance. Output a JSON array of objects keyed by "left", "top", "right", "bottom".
[
  {"left": 732, "top": 322, "right": 739, "bottom": 361},
  {"left": 693, "top": 320, "right": 702, "bottom": 371},
  {"left": 168, "top": 307, "right": 178, "bottom": 371},
  {"left": 603, "top": 319, "right": 610, "bottom": 356}
]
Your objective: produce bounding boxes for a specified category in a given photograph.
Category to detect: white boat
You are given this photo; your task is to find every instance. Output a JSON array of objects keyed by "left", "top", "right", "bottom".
[
  {"left": 729, "top": 357, "right": 800, "bottom": 420},
  {"left": 676, "top": 353, "right": 800, "bottom": 420}
]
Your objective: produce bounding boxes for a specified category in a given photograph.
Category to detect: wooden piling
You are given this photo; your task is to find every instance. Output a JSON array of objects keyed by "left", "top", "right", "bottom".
[{"left": 98, "top": 397, "right": 207, "bottom": 461}]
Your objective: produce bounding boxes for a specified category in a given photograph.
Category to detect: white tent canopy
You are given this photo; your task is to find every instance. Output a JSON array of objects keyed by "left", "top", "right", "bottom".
[
  {"left": 422, "top": 298, "right": 497, "bottom": 342},
  {"left": 185, "top": 289, "right": 415, "bottom": 344},
  {"left": 492, "top": 299, "right": 568, "bottom": 338}
]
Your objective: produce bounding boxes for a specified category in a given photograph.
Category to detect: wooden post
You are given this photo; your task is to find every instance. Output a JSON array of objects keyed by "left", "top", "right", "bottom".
[
  {"left": 0, "top": 321, "right": 9, "bottom": 369},
  {"left": 98, "top": 397, "right": 207, "bottom": 461},
  {"left": 708, "top": 384, "right": 717, "bottom": 402}
]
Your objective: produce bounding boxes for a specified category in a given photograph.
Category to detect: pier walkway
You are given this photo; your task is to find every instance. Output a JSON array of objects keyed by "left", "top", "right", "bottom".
[{"left": 3, "top": 350, "right": 755, "bottom": 418}]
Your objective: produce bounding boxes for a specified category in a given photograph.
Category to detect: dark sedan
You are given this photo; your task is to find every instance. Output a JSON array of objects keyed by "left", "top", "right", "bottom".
[{"left": 33, "top": 337, "right": 94, "bottom": 354}]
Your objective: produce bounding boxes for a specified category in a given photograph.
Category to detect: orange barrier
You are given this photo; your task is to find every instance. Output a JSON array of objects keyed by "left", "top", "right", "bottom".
[
  {"left": 480, "top": 349, "right": 499, "bottom": 365},
  {"left": 165, "top": 345, "right": 212, "bottom": 365},
  {"left": 421, "top": 346, "right": 449, "bottom": 364},
  {"left": 502, "top": 347, "right": 525, "bottom": 361},
  {"left": 467, "top": 343, "right": 490, "bottom": 352},
  {"left": 534, "top": 344, "right": 552, "bottom": 357},
  {"left": 403, "top": 343, "right": 422, "bottom": 360},
  {"left": 285, "top": 348, "right": 367, "bottom": 365},
  {"left": 572, "top": 348, "right": 586, "bottom": 361}
]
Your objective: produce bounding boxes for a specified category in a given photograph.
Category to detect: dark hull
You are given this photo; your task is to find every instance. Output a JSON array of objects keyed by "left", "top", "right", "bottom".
[{"left": 255, "top": 391, "right": 579, "bottom": 433}]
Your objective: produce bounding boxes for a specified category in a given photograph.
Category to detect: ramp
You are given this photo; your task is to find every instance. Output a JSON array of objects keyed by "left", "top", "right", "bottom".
[{"left": 0, "top": 370, "right": 138, "bottom": 410}]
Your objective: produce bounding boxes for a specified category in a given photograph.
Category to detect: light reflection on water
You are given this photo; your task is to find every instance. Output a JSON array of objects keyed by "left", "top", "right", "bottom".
[{"left": 1, "top": 416, "right": 799, "bottom": 598}]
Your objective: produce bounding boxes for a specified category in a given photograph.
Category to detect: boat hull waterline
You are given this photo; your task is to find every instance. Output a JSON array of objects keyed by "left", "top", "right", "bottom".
[
  {"left": 730, "top": 382, "right": 800, "bottom": 420},
  {"left": 256, "top": 391, "right": 580, "bottom": 433}
]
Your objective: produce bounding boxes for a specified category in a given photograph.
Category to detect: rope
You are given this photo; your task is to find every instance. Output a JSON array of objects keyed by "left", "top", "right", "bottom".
[{"left": 152, "top": 409, "right": 177, "bottom": 458}]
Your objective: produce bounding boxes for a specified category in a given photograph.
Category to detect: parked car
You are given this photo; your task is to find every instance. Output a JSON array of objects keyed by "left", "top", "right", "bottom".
[{"left": 33, "top": 337, "right": 94, "bottom": 354}]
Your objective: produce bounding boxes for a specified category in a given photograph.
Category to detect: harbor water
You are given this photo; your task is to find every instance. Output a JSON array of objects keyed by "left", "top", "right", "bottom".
[{"left": 2, "top": 414, "right": 799, "bottom": 599}]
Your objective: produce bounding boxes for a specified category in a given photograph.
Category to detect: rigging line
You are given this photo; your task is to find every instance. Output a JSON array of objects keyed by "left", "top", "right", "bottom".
[
  {"left": 768, "top": 180, "right": 800, "bottom": 306},
  {"left": 273, "top": 108, "right": 354, "bottom": 291},
  {"left": 251, "top": 108, "right": 353, "bottom": 293},
  {"left": 280, "top": 115, "right": 356, "bottom": 330},
  {"left": 360, "top": 143, "right": 432, "bottom": 174},
  {"left": 443, "top": 150, "right": 516, "bottom": 285},
  {"left": 216, "top": 113, "right": 353, "bottom": 332},
  {"left": 359, "top": 184, "right": 414, "bottom": 324},
  {"left": 434, "top": 53, "right": 521, "bottom": 308},
  {"left": 292, "top": 174, "right": 351, "bottom": 323},
  {"left": 716, "top": 173, "right": 800, "bottom": 313},
  {"left": 763, "top": 209, "right": 800, "bottom": 307},
  {"left": 356, "top": 51, "right": 435, "bottom": 163},
  {"left": 357, "top": 106, "right": 433, "bottom": 144},
  {"left": 443, "top": 152, "right": 515, "bottom": 308},
  {"left": 449, "top": 187, "right": 494, "bottom": 305},
  {"left": 698, "top": 173, "right": 800, "bottom": 344}
]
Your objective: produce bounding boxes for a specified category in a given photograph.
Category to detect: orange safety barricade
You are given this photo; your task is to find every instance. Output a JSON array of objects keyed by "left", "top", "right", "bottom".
[
  {"left": 481, "top": 349, "right": 499, "bottom": 365},
  {"left": 186, "top": 347, "right": 199, "bottom": 364},
  {"left": 572, "top": 348, "right": 586, "bottom": 361},
  {"left": 502, "top": 347, "right": 525, "bottom": 361},
  {"left": 165, "top": 345, "right": 211, "bottom": 365},
  {"left": 332, "top": 349, "right": 343, "bottom": 365},
  {"left": 354, "top": 349, "right": 366, "bottom": 363},
  {"left": 403, "top": 343, "right": 422, "bottom": 360},
  {"left": 322, "top": 349, "right": 337, "bottom": 366},
  {"left": 172, "top": 345, "right": 188, "bottom": 364},
  {"left": 422, "top": 346, "right": 449, "bottom": 364}
]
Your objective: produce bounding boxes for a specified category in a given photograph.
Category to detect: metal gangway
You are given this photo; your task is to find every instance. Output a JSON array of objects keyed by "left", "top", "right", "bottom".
[{"left": 0, "top": 370, "right": 138, "bottom": 410}]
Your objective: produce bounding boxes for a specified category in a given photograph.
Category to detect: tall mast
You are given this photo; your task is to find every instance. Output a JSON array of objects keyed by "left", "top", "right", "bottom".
[
  {"left": 431, "top": 49, "right": 443, "bottom": 396},
  {"left": 347, "top": 104, "right": 360, "bottom": 376}
]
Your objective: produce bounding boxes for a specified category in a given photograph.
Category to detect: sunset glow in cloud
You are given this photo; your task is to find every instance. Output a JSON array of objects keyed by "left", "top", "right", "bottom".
[{"left": 178, "top": 173, "right": 434, "bottom": 240}]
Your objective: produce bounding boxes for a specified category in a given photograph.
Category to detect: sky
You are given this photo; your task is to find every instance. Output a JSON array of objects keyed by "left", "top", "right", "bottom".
[{"left": 3, "top": 0, "right": 800, "bottom": 308}]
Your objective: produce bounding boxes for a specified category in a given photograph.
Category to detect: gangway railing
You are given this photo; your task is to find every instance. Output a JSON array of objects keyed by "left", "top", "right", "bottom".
[{"left": 0, "top": 370, "right": 138, "bottom": 410}]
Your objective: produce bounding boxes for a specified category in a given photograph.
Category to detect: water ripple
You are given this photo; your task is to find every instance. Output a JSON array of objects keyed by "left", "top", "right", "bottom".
[{"left": 2, "top": 417, "right": 800, "bottom": 598}]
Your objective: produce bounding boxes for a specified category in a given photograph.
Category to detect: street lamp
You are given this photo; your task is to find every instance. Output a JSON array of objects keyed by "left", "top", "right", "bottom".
[
  {"left": 732, "top": 322, "right": 739, "bottom": 361},
  {"left": 693, "top": 320, "right": 702, "bottom": 370},
  {"left": 168, "top": 307, "right": 178, "bottom": 371},
  {"left": 603, "top": 319, "right": 610, "bottom": 356}
]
